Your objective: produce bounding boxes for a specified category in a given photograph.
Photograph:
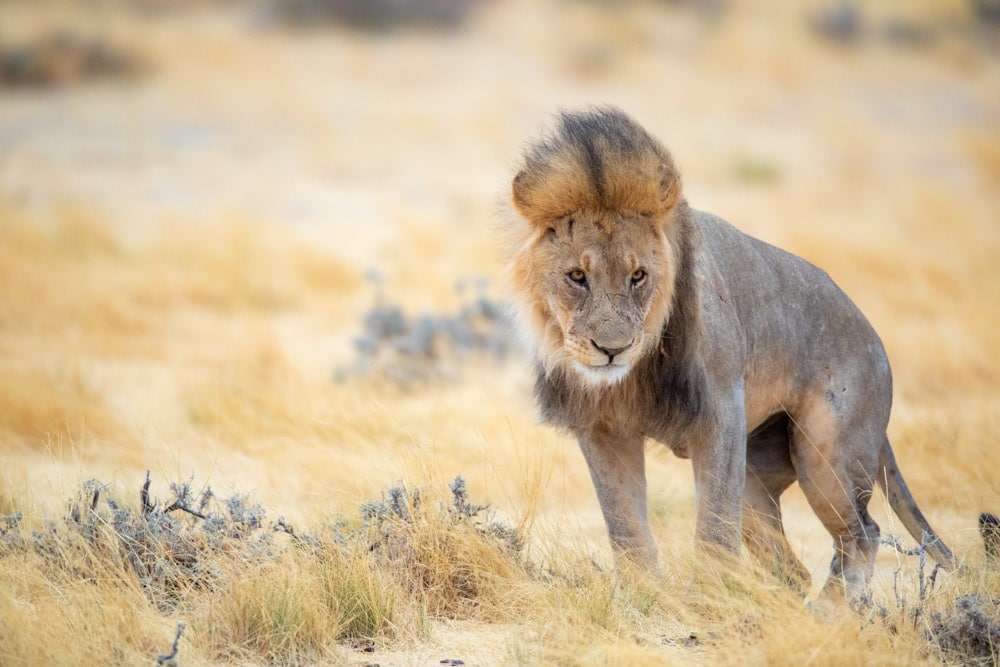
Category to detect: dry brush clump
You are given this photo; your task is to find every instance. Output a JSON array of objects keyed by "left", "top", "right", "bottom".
[
  {"left": 0, "top": 471, "right": 530, "bottom": 665},
  {"left": 2, "top": 470, "right": 997, "bottom": 665},
  {"left": 868, "top": 531, "right": 1000, "bottom": 666},
  {"left": 1, "top": 473, "right": 275, "bottom": 614},
  {"left": 337, "top": 274, "right": 517, "bottom": 386},
  {"left": 259, "top": 0, "right": 489, "bottom": 31},
  {"left": 360, "top": 476, "right": 525, "bottom": 619},
  {"left": 0, "top": 30, "right": 146, "bottom": 88}
]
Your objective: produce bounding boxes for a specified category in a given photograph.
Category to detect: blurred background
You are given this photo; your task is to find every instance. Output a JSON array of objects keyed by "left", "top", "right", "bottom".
[{"left": 1, "top": 0, "right": 998, "bottom": 575}]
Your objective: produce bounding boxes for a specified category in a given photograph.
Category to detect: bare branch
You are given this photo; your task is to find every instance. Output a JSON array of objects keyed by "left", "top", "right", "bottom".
[
  {"left": 156, "top": 620, "right": 185, "bottom": 666},
  {"left": 141, "top": 471, "right": 154, "bottom": 516}
]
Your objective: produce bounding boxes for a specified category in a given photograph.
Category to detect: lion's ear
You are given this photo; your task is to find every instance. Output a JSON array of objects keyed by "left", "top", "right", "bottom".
[
  {"left": 651, "top": 160, "right": 682, "bottom": 220},
  {"left": 511, "top": 170, "right": 535, "bottom": 221},
  {"left": 511, "top": 167, "right": 587, "bottom": 223}
]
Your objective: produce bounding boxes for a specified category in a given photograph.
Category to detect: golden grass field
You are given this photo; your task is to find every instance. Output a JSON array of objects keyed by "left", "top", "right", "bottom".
[{"left": 1, "top": 1, "right": 998, "bottom": 664}]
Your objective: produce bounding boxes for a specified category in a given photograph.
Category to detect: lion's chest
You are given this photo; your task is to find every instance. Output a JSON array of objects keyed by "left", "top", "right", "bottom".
[{"left": 534, "top": 363, "right": 705, "bottom": 459}]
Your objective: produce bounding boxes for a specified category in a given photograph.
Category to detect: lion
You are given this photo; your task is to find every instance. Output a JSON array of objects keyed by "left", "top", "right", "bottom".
[{"left": 505, "top": 106, "right": 956, "bottom": 600}]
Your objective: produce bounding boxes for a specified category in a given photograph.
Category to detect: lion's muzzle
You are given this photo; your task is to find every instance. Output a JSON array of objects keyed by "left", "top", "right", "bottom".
[{"left": 591, "top": 338, "right": 635, "bottom": 363}]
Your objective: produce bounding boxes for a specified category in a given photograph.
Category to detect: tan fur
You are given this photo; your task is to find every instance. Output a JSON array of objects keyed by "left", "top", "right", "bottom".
[{"left": 506, "top": 107, "right": 956, "bottom": 600}]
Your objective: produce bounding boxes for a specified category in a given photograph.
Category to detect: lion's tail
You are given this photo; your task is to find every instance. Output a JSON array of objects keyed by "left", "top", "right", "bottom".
[{"left": 877, "top": 437, "right": 958, "bottom": 570}]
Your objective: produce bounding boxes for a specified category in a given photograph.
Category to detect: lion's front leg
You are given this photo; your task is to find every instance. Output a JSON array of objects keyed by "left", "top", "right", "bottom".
[
  {"left": 689, "top": 394, "right": 747, "bottom": 557},
  {"left": 577, "top": 432, "right": 658, "bottom": 571}
]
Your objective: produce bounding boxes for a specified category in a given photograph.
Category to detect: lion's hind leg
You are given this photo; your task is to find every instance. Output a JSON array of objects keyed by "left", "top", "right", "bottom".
[
  {"left": 788, "top": 402, "right": 882, "bottom": 604},
  {"left": 744, "top": 412, "right": 811, "bottom": 593}
]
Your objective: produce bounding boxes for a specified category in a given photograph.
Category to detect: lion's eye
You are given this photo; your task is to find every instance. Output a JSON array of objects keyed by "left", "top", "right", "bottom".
[
  {"left": 567, "top": 269, "right": 587, "bottom": 285},
  {"left": 630, "top": 269, "right": 647, "bottom": 286}
]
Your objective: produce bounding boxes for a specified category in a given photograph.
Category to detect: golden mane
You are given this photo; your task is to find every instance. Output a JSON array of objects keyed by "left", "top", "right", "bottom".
[{"left": 511, "top": 107, "right": 682, "bottom": 224}]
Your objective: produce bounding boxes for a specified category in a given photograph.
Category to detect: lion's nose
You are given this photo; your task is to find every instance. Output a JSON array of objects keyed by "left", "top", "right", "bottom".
[{"left": 591, "top": 339, "right": 634, "bottom": 362}]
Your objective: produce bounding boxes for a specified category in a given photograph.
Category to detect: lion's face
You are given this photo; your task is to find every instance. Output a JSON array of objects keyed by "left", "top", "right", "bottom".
[
  {"left": 512, "top": 211, "right": 677, "bottom": 387},
  {"left": 508, "top": 107, "right": 684, "bottom": 388}
]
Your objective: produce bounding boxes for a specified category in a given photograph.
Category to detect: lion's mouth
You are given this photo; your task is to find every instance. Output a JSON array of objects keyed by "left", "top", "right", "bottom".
[
  {"left": 592, "top": 359, "right": 628, "bottom": 370},
  {"left": 572, "top": 360, "right": 632, "bottom": 386}
]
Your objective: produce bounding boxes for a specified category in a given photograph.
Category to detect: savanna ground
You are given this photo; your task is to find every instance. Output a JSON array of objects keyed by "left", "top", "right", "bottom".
[{"left": 1, "top": 0, "right": 998, "bottom": 664}]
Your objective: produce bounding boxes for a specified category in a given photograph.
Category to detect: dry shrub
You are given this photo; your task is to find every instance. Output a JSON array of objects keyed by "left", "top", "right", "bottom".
[
  {"left": 8, "top": 476, "right": 274, "bottom": 614},
  {"left": 0, "top": 485, "right": 179, "bottom": 666},
  {"left": 337, "top": 275, "right": 515, "bottom": 386},
  {"left": 264, "top": 0, "right": 487, "bottom": 31},
  {"left": 0, "top": 30, "right": 145, "bottom": 88},
  {"left": 397, "top": 516, "right": 523, "bottom": 619},
  {"left": 361, "top": 477, "right": 527, "bottom": 620},
  {"left": 931, "top": 593, "right": 1000, "bottom": 665},
  {"left": 0, "top": 472, "right": 531, "bottom": 665},
  {"left": 2, "top": 469, "right": 999, "bottom": 666}
]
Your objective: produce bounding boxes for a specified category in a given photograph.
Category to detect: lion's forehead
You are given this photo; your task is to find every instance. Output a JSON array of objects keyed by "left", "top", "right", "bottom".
[{"left": 562, "top": 233, "right": 663, "bottom": 276}]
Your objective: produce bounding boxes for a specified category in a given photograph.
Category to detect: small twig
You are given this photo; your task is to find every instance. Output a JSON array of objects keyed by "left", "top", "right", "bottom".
[
  {"left": 883, "top": 531, "right": 943, "bottom": 624},
  {"left": 923, "top": 563, "right": 942, "bottom": 602},
  {"left": 197, "top": 487, "right": 213, "bottom": 516},
  {"left": 916, "top": 531, "right": 942, "bottom": 602},
  {"left": 163, "top": 502, "right": 206, "bottom": 520},
  {"left": 917, "top": 534, "right": 929, "bottom": 601},
  {"left": 274, "top": 516, "right": 296, "bottom": 538},
  {"left": 883, "top": 533, "right": 926, "bottom": 558},
  {"left": 156, "top": 620, "right": 185, "bottom": 666},
  {"left": 141, "top": 470, "right": 154, "bottom": 516}
]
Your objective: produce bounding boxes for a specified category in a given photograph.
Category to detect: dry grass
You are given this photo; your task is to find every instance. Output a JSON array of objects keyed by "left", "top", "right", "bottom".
[{"left": 1, "top": 0, "right": 998, "bottom": 664}]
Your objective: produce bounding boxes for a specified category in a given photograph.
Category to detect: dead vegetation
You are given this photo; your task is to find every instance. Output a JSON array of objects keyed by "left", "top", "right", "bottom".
[
  {"left": 2, "top": 472, "right": 998, "bottom": 665},
  {"left": 0, "top": 31, "right": 145, "bottom": 87},
  {"left": 0, "top": 472, "right": 528, "bottom": 664},
  {"left": 337, "top": 274, "right": 515, "bottom": 385},
  {"left": 261, "top": 0, "right": 489, "bottom": 31}
]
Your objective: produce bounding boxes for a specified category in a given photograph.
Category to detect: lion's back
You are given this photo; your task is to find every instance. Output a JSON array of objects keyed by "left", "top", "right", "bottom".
[{"left": 692, "top": 210, "right": 891, "bottom": 418}]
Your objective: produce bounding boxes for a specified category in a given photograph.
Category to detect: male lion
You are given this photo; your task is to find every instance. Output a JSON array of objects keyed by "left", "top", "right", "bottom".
[{"left": 506, "top": 107, "right": 956, "bottom": 599}]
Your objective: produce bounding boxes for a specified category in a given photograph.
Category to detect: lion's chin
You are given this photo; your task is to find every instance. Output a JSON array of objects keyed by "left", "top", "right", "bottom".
[{"left": 571, "top": 361, "right": 632, "bottom": 388}]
